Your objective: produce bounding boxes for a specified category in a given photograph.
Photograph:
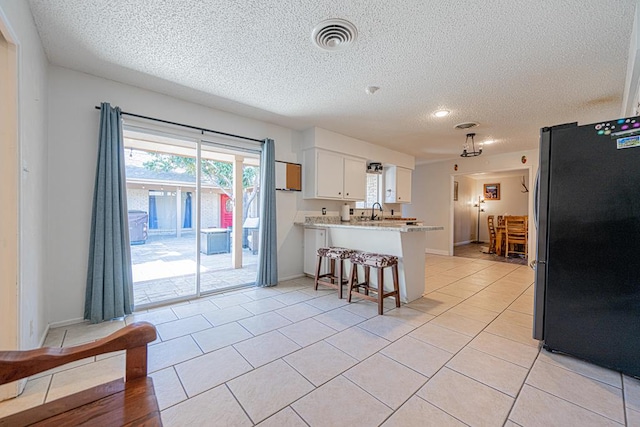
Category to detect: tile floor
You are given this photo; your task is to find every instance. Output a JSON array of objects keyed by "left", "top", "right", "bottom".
[
  {"left": 1, "top": 254, "right": 639, "bottom": 426},
  {"left": 454, "top": 242, "right": 527, "bottom": 266}
]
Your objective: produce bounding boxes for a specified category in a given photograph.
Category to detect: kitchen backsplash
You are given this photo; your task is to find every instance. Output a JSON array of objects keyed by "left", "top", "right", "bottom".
[{"left": 303, "top": 216, "right": 341, "bottom": 224}]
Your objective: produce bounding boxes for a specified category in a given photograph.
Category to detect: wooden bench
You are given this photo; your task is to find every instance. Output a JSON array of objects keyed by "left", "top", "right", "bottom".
[{"left": 0, "top": 321, "right": 161, "bottom": 426}]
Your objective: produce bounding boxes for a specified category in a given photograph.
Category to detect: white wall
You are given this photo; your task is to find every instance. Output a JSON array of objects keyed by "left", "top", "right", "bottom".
[
  {"left": 453, "top": 175, "right": 474, "bottom": 245},
  {"left": 405, "top": 150, "right": 539, "bottom": 257},
  {"left": 46, "top": 66, "right": 311, "bottom": 324},
  {"left": 0, "top": 1, "right": 49, "bottom": 350}
]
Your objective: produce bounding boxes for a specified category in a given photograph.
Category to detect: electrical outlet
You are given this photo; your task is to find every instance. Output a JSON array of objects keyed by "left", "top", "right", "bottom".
[{"left": 322, "top": 207, "right": 327, "bottom": 215}]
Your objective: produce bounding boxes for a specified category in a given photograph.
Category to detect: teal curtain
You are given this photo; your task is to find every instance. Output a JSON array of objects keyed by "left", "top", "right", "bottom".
[
  {"left": 84, "top": 102, "right": 134, "bottom": 323},
  {"left": 255, "top": 138, "right": 278, "bottom": 287}
]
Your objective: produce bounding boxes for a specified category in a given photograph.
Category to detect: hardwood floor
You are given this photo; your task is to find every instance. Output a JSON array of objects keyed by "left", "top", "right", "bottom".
[{"left": 454, "top": 242, "right": 528, "bottom": 266}]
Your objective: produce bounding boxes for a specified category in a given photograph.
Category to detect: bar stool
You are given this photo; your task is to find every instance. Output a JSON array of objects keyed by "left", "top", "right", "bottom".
[
  {"left": 314, "top": 247, "right": 357, "bottom": 299},
  {"left": 348, "top": 252, "right": 400, "bottom": 315}
]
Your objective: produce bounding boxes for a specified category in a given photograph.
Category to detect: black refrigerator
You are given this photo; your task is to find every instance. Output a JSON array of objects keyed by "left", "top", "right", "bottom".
[{"left": 533, "top": 117, "right": 640, "bottom": 378}]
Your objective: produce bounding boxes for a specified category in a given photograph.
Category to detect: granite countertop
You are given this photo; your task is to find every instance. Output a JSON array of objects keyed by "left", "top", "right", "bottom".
[{"left": 295, "top": 218, "right": 443, "bottom": 232}]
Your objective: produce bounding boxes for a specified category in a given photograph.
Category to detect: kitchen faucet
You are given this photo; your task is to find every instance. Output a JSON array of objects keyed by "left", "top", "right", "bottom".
[{"left": 370, "top": 202, "right": 383, "bottom": 220}]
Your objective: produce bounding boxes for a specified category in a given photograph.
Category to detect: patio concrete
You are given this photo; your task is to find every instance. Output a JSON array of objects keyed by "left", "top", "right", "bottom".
[{"left": 131, "top": 233, "right": 258, "bottom": 306}]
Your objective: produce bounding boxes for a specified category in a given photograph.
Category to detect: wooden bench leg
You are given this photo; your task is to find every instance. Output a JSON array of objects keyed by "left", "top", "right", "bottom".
[
  {"left": 347, "top": 263, "right": 355, "bottom": 303},
  {"left": 392, "top": 264, "right": 400, "bottom": 308},
  {"left": 337, "top": 260, "right": 343, "bottom": 299},
  {"left": 377, "top": 267, "right": 384, "bottom": 315},
  {"left": 330, "top": 259, "right": 336, "bottom": 283},
  {"left": 314, "top": 255, "right": 322, "bottom": 290},
  {"left": 364, "top": 266, "right": 370, "bottom": 296}
]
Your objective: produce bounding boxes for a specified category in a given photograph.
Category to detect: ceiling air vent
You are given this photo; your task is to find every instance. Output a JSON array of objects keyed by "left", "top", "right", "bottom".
[
  {"left": 454, "top": 122, "right": 479, "bottom": 130},
  {"left": 312, "top": 19, "right": 358, "bottom": 51}
]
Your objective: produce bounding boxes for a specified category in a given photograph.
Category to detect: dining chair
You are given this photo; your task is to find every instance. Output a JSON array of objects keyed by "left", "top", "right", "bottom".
[
  {"left": 505, "top": 215, "right": 528, "bottom": 258},
  {"left": 487, "top": 215, "right": 497, "bottom": 254}
]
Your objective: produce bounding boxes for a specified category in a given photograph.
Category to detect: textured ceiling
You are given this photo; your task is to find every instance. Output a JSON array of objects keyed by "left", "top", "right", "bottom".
[{"left": 28, "top": 0, "right": 637, "bottom": 162}]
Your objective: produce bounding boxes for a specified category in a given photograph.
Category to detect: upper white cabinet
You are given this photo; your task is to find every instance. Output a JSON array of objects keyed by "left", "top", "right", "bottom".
[
  {"left": 303, "top": 149, "right": 366, "bottom": 200},
  {"left": 385, "top": 166, "right": 412, "bottom": 203},
  {"left": 343, "top": 157, "right": 367, "bottom": 200}
]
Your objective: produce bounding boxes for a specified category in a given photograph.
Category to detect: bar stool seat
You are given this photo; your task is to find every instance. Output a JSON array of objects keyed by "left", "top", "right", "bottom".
[
  {"left": 314, "top": 247, "right": 357, "bottom": 299},
  {"left": 348, "top": 252, "right": 400, "bottom": 315}
]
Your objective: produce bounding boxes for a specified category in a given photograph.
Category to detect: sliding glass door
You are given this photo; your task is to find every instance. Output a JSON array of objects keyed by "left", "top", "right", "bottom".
[
  {"left": 198, "top": 141, "right": 261, "bottom": 293},
  {"left": 123, "top": 128, "right": 260, "bottom": 308},
  {"left": 124, "top": 132, "right": 198, "bottom": 306}
]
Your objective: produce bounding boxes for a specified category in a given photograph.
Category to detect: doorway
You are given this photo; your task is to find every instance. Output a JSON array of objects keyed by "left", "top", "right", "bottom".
[
  {"left": 220, "top": 194, "right": 233, "bottom": 228},
  {"left": 123, "top": 128, "right": 261, "bottom": 308},
  {"left": 452, "top": 169, "right": 531, "bottom": 265}
]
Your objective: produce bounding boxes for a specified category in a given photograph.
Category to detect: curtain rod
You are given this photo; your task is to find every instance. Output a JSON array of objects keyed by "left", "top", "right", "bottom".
[{"left": 94, "top": 105, "right": 263, "bottom": 143}]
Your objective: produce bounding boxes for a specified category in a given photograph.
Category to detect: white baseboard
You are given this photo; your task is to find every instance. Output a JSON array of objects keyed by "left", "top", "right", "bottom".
[
  {"left": 454, "top": 240, "right": 472, "bottom": 246},
  {"left": 278, "top": 273, "right": 305, "bottom": 282},
  {"left": 425, "top": 248, "right": 449, "bottom": 256},
  {"left": 48, "top": 317, "right": 86, "bottom": 329}
]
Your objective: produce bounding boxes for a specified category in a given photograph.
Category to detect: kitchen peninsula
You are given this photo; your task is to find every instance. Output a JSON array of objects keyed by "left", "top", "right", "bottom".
[{"left": 299, "top": 218, "right": 443, "bottom": 303}]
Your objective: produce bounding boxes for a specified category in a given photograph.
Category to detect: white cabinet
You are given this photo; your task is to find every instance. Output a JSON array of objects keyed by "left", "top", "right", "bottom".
[
  {"left": 303, "top": 227, "right": 329, "bottom": 276},
  {"left": 303, "top": 149, "right": 366, "bottom": 200},
  {"left": 315, "top": 150, "right": 344, "bottom": 198},
  {"left": 343, "top": 157, "right": 366, "bottom": 200},
  {"left": 385, "top": 166, "right": 412, "bottom": 203}
]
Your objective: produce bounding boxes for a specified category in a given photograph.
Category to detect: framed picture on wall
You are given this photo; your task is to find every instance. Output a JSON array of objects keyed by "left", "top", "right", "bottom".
[
  {"left": 453, "top": 181, "right": 459, "bottom": 201},
  {"left": 484, "top": 183, "right": 500, "bottom": 200}
]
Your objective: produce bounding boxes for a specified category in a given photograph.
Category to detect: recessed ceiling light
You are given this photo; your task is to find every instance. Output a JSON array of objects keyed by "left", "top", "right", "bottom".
[{"left": 433, "top": 110, "right": 450, "bottom": 117}]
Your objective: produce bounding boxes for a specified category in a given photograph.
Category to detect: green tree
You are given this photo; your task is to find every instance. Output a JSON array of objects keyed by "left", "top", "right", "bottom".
[{"left": 143, "top": 154, "right": 260, "bottom": 224}]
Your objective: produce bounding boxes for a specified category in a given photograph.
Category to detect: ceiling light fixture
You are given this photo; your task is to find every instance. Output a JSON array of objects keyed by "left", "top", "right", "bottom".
[
  {"left": 461, "top": 132, "right": 483, "bottom": 157},
  {"left": 454, "top": 122, "right": 479, "bottom": 130},
  {"left": 365, "top": 86, "right": 380, "bottom": 95},
  {"left": 434, "top": 110, "right": 450, "bottom": 117}
]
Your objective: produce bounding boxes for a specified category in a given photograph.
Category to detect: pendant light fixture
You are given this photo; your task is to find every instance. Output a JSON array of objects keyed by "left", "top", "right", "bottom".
[{"left": 461, "top": 132, "right": 483, "bottom": 157}]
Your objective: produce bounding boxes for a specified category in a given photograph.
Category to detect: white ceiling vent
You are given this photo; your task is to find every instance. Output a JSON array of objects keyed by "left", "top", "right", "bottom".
[
  {"left": 454, "top": 122, "right": 479, "bottom": 130},
  {"left": 312, "top": 19, "right": 358, "bottom": 51}
]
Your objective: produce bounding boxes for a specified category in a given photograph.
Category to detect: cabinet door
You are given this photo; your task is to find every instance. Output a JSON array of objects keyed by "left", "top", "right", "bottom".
[
  {"left": 396, "top": 167, "right": 412, "bottom": 203},
  {"left": 384, "top": 167, "right": 397, "bottom": 203},
  {"left": 316, "top": 151, "right": 344, "bottom": 199},
  {"left": 303, "top": 228, "right": 328, "bottom": 275},
  {"left": 385, "top": 166, "right": 412, "bottom": 203},
  {"left": 343, "top": 157, "right": 366, "bottom": 200}
]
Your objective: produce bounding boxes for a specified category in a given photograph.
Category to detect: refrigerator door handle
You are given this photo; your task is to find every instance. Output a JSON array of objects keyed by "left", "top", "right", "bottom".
[{"left": 533, "top": 167, "right": 540, "bottom": 230}]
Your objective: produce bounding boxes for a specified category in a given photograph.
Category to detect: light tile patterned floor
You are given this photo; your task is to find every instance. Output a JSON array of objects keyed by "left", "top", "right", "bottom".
[{"left": 1, "top": 254, "right": 639, "bottom": 426}]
